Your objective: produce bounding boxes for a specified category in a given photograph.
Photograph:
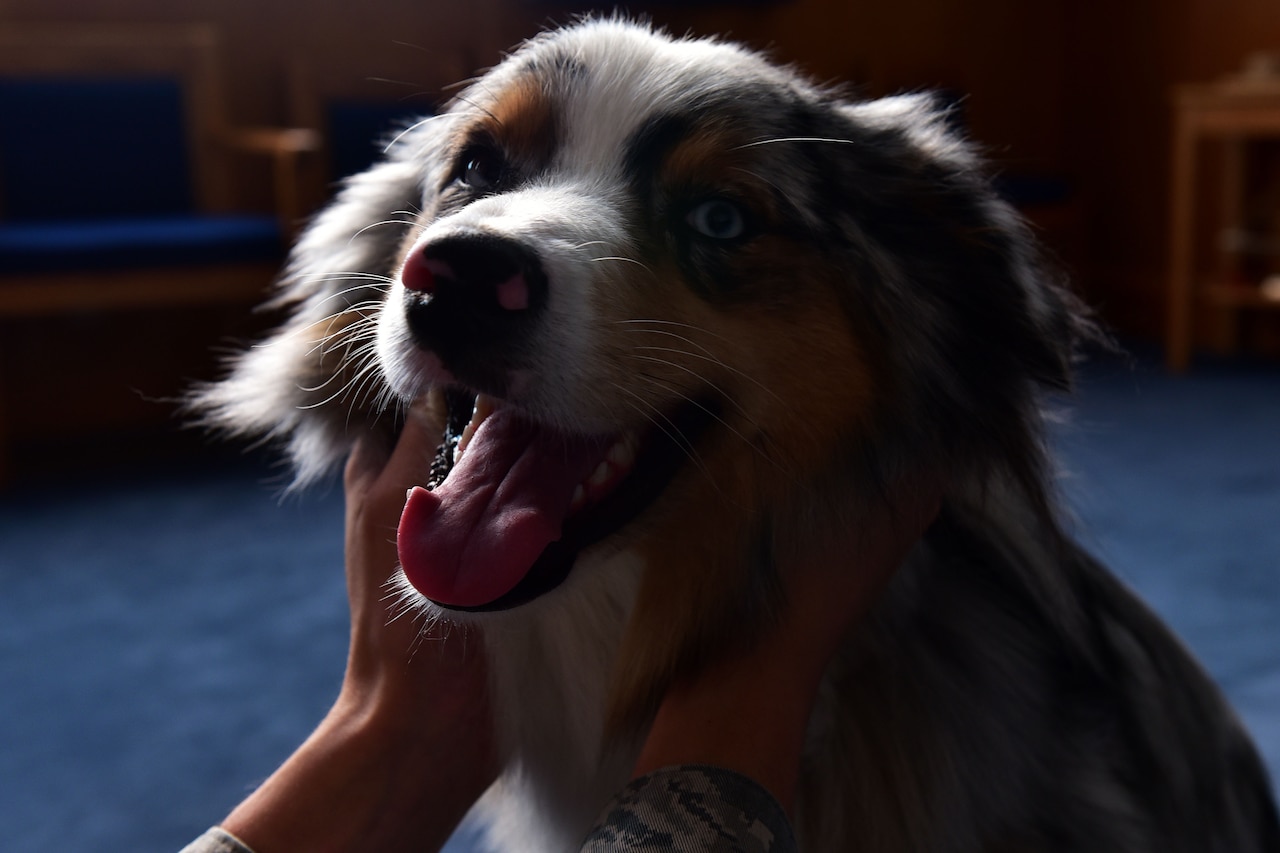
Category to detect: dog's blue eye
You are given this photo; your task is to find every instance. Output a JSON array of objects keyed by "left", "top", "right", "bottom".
[{"left": 686, "top": 199, "right": 746, "bottom": 240}]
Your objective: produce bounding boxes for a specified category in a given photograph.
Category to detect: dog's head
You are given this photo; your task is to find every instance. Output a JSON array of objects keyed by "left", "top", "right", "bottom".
[{"left": 194, "top": 18, "right": 1091, "bottom": 719}]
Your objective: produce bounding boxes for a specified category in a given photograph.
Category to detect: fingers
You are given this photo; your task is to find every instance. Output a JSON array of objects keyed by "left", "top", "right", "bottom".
[
  {"left": 378, "top": 390, "right": 447, "bottom": 494},
  {"left": 777, "top": 474, "right": 944, "bottom": 656},
  {"left": 345, "top": 433, "right": 391, "bottom": 492},
  {"left": 344, "top": 390, "right": 448, "bottom": 497}
]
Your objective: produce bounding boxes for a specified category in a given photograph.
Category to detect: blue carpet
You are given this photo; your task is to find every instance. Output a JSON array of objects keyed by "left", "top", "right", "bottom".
[{"left": 1, "top": 353, "right": 1277, "bottom": 852}]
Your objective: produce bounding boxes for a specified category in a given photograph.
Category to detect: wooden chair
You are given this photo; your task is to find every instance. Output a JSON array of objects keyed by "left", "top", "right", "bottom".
[
  {"left": 1166, "top": 80, "right": 1280, "bottom": 370},
  {"left": 0, "top": 22, "right": 318, "bottom": 483},
  {"left": 285, "top": 46, "right": 469, "bottom": 211}
]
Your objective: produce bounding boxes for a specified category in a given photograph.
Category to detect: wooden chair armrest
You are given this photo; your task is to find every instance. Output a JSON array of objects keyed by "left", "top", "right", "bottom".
[
  {"left": 218, "top": 126, "right": 323, "bottom": 237},
  {"left": 220, "top": 126, "right": 322, "bottom": 156}
]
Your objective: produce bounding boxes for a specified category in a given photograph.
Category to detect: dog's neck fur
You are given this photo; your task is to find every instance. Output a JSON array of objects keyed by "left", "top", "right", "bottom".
[
  {"left": 471, "top": 549, "right": 644, "bottom": 847},
  {"left": 468, "top": 476, "right": 1084, "bottom": 853}
]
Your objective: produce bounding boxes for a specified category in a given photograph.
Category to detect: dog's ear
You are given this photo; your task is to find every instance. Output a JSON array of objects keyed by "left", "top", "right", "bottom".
[
  {"left": 188, "top": 117, "right": 454, "bottom": 485},
  {"left": 819, "top": 93, "right": 1102, "bottom": 509},
  {"left": 830, "top": 93, "right": 1094, "bottom": 394}
]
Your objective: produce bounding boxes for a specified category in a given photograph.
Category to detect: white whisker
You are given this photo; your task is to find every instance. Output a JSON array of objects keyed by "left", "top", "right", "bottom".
[
  {"left": 733, "top": 136, "right": 856, "bottom": 150},
  {"left": 616, "top": 320, "right": 786, "bottom": 406},
  {"left": 612, "top": 385, "right": 713, "bottom": 480},
  {"left": 614, "top": 318, "right": 736, "bottom": 348},
  {"left": 632, "top": 343, "right": 785, "bottom": 406},
  {"left": 590, "top": 256, "right": 652, "bottom": 271},
  {"left": 382, "top": 112, "right": 453, "bottom": 153},
  {"left": 731, "top": 166, "right": 790, "bottom": 199},
  {"left": 350, "top": 218, "right": 418, "bottom": 243},
  {"left": 630, "top": 365, "right": 787, "bottom": 476}
]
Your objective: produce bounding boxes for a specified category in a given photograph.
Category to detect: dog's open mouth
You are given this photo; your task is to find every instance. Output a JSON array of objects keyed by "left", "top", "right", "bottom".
[{"left": 397, "top": 389, "right": 715, "bottom": 612}]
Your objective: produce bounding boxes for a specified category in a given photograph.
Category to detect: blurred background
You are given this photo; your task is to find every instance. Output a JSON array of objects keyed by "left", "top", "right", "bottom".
[
  {"left": 1, "top": 0, "right": 1279, "bottom": 475},
  {"left": 0, "top": 1, "right": 1277, "bottom": 851}
]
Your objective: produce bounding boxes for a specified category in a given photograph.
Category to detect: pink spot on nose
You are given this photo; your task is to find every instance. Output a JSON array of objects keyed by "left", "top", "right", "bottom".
[
  {"left": 402, "top": 253, "right": 451, "bottom": 294},
  {"left": 496, "top": 274, "right": 530, "bottom": 311}
]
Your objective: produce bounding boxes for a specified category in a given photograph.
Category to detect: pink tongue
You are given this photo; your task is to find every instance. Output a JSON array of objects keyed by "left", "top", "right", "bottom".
[{"left": 397, "top": 409, "right": 610, "bottom": 607}]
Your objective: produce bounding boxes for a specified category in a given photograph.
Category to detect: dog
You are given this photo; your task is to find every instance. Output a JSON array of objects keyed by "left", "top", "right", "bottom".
[{"left": 192, "top": 18, "right": 1280, "bottom": 851}]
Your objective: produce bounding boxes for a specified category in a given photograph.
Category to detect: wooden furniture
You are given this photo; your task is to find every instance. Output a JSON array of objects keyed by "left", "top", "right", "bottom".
[
  {"left": 284, "top": 47, "right": 468, "bottom": 213},
  {"left": 0, "top": 22, "right": 318, "bottom": 483},
  {"left": 0, "top": 22, "right": 319, "bottom": 316},
  {"left": 1167, "top": 79, "right": 1280, "bottom": 371}
]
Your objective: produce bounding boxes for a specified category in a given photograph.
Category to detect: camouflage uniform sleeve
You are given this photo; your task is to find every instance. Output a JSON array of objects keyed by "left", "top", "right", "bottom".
[
  {"left": 178, "top": 827, "right": 256, "bottom": 853},
  {"left": 581, "top": 765, "right": 797, "bottom": 852}
]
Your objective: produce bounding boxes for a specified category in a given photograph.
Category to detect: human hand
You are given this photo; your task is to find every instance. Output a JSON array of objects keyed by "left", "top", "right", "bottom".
[
  {"left": 339, "top": 393, "right": 492, "bottom": 732},
  {"left": 634, "top": 477, "right": 941, "bottom": 812},
  {"left": 768, "top": 479, "right": 942, "bottom": 682},
  {"left": 221, "top": 394, "right": 498, "bottom": 852}
]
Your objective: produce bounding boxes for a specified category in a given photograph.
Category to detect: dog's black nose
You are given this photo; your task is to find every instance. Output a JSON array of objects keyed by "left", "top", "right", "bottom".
[{"left": 400, "top": 233, "right": 548, "bottom": 394}]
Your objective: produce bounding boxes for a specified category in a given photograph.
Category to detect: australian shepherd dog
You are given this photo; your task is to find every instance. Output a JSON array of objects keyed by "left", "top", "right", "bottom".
[{"left": 192, "top": 18, "right": 1280, "bottom": 852}]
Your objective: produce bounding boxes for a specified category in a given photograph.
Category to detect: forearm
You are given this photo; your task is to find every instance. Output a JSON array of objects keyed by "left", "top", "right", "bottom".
[
  {"left": 207, "top": 411, "right": 500, "bottom": 852},
  {"left": 633, "top": 630, "right": 826, "bottom": 814},
  {"left": 222, "top": 688, "right": 495, "bottom": 853},
  {"left": 637, "top": 506, "right": 931, "bottom": 812}
]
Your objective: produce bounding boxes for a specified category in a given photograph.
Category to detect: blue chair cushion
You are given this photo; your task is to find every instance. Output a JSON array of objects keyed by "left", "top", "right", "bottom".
[
  {"left": 0, "top": 77, "right": 195, "bottom": 220},
  {"left": 0, "top": 215, "right": 283, "bottom": 274},
  {"left": 327, "top": 102, "right": 433, "bottom": 180}
]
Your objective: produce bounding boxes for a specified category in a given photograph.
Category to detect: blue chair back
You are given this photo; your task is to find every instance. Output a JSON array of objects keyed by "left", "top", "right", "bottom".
[{"left": 0, "top": 76, "right": 195, "bottom": 221}]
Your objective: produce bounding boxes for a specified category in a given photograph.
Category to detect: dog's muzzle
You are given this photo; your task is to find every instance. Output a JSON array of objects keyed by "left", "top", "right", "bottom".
[{"left": 401, "top": 233, "right": 549, "bottom": 397}]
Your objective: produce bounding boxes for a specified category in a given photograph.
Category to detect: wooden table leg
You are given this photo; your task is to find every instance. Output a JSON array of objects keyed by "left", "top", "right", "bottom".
[{"left": 1167, "top": 117, "right": 1197, "bottom": 371}]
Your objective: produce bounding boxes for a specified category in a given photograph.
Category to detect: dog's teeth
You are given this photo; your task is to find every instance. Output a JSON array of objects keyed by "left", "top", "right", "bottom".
[
  {"left": 587, "top": 460, "right": 612, "bottom": 488},
  {"left": 607, "top": 436, "right": 637, "bottom": 470},
  {"left": 571, "top": 435, "right": 641, "bottom": 513},
  {"left": 454, "top": 394, "right": 497, "bottom": 464}
]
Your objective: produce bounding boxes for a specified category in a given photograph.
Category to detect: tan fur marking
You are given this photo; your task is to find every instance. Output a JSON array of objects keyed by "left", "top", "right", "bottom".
[
  {"left": 483, "top": 76, "right": 557, "bottom": 172},
  {"left": 661, "top": 128, "right": 780, "bottom": 222},
  {"left": 601, "top": 249, "right": 883, "bottom": 729}
]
